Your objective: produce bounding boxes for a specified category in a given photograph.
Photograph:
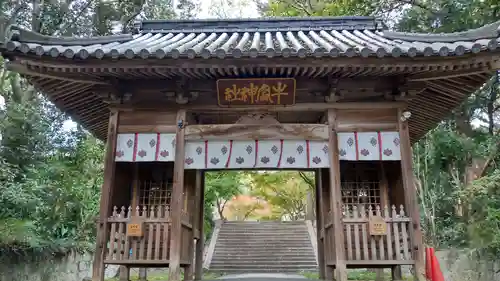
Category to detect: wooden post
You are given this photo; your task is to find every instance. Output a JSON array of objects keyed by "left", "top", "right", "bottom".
[
  {"left": 327, "top": 109, "right": 347, "bottom": 281},
  {"left": 131, "top": 164, "right": 139, "bottom": 210},
  {"left": 92, "top": 111, "right": 119, "bottom": 281},
  {"left": 169, "top": 110, "right": 187, "bottom": 281},
  {"left": 397, "top": 108, "right": 425, "bottom": 281},
  {"left": 321, "top": 169, "right": 333, "bottom": 281},
  {"left": 184, "top": 171, "right": 196, "bottom": 281},
  {"left": 194, "top": 170, "right": 205, "bottom": 280},
  {"left": 138, "top": 268, "right": 147, "bottom": 281},
  {"left": 315, "top": 169, "right": 326, "bottom": 280},
  {"left": 119, "top": 266, "right": 130, "bottom": 281}
]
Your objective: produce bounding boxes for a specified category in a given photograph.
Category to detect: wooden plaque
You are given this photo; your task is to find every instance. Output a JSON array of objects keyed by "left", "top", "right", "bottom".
[
  {"left": 216, "top": 78, "right": 296, "bottom": 107},
  {"left": 127, "top": 220, "right": 144, "bottom": 237},
  {"left": 368, "top": 216, "right": 387, "bottom": 236}
]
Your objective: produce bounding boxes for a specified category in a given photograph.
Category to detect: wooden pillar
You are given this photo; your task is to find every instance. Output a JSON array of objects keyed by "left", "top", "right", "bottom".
[
  {"left": 321, "top": 169, "right": 333, "bottom": 281},
  {"left": 131, "top": 164, "right": 139, "bottom": 210},
  {"left": 92, "top": 111, "right": 119, "bottom": 281},
  {"left": 169, "top": 110, "right": 187, "bottom": 281},
  {"left": 315, "top": 169, "right": 326, "bottom": 280},
  {"left": 327, "top": 109, "right": 347, "bottom": 281},
  {"left": 184, "top": 171, "right": 196, "bottom": 281},
  {"left": 397, "top": 109, "right": 425, "bottom": 281},
  {"left": 194, "top": 171, "right": 205, "bottom": 280}
]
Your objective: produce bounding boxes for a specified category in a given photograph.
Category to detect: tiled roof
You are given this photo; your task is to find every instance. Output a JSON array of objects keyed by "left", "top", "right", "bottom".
[{"left": 2, "top": 17, "right": 500, "bottom": 60}]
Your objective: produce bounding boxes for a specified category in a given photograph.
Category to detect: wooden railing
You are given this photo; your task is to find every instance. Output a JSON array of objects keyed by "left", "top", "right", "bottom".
[
  {"left": 343, "top": 205, "right": 413, "bottom": 265},
  {"left": 105, "top": 206, "right": 172, "bottom": 265},
  {"left": 323, "top": 205, "right": 413, "bottom": 266}
]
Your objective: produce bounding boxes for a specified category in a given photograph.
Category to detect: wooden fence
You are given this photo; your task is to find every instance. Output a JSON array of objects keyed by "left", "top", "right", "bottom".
[
  {"left": 342, "top": 205, "right": 413, "bottom": 265},
  {"left": 104, "top": 206, "right": 172, "bottom": 265}
]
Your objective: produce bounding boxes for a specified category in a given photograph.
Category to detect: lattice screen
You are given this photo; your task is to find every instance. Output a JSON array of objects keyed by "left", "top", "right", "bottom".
[
  {"left": 138, "top": 163, "right": 173, "bottom": 208},
  {"left": 340, "top": 162, "right": 381, "bottom": 211}
]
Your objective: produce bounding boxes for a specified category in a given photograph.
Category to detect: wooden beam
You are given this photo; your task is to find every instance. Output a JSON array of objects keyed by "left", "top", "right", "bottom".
[
  {"left": 112, "top": 101, "right": 407, "bottom": 113},
  {"left": 194, "top": 171, "right": 205, "bottom": 281},
  {"left": 7, "top": 62, "right": 110, "bottom": 85},
  {"left": 92, "top": 111, "right": 119, "bottom": 281},
  {"left": 327, "top": 109, "right": 347, "bottom": 281},
  {"left": 117, "top": 125, "right": 177, "bottom": 134},
  {"left": 169, "top": 110, "right": 187, "bottom": 281},
  {"left": 397, "top": 109, "right": 425, "bottom": 281},
  {"left": 185, "top": 124, "right": 328, "bottom": 141}
]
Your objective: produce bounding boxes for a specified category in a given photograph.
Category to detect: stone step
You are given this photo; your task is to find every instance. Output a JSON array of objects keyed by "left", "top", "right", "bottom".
[
  {"left": 218, "top": 231, "right": 308, "bottom": 235},
  {"left": 209, "top": 264, "right": 318, "bottom": 270},
  {"left": 210, "top": 262, "right": 318, "bottom": 268},
  {"left": 218, "top": 239, "right": 311, "bottom": 245},
  {"left": 211, "top": 252, "right": 316, "bottom": 258},
  {"left": 213, "top": 249, "right": 315, "bottom": 255},
  {"left": 211, "top": 255, "right": 316, "bottom": 265}
]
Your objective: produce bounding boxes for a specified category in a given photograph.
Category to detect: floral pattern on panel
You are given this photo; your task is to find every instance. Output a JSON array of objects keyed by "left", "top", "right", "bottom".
[
  {"left": 322, "top": 145, "right": 328, "bottom": 154},
  {"left": 138, "top": 150, "right": 147, "bottom": 158},
  {"left": 393, "top": 137, "right": 400, "bottom": 146},
  {"left": 370, "top": 137, "right": 377, "bottom": 147},
  {"left": 347, "top": 137, "right": 354, "bottom": 147},
  {"left": 260, "top": 156, "right": 270, "bottom": 164},
  {"left": 196, "top": 147, "right": 203, "bottom": 155},
  {"left": 185, "top": 157, "right": 194, "bottom": 165},
  {"left": 312, "top": 156, "right": 321, "bottom": 164},
  {"left": 271, "top": 145, "right": 279, "bottom": 154},
  {"left": 221, "top": 146, "right": 228, "bottom": 155},
  {"left": 339, "top": 149, "right": 347, "bottom": 157},
  {"left": 160, "top": 150, "right": 169, "bottom": 157},
  {"left": 149, "top": 139, "right": 156, "bottom": 147},
  {"left": 116, "top": 150, "right": 124, "bottom": 158},
  {"left": 297, "top": 145, "right": 304, "bottom": 154},
  {"left": 383, "top": 149, "right": 393, "bottom": 156},
  {"left": 246, "top": 145, "right": 253, "bottom": 154},
  {"left": 360, "top": 149, "right": 370, "bottom": 156},
  {"left": 286, "top": 156, "right": 295, "bottom": 164},
  {"left": 210, "top": 157, "right": 220, "bottom": 165},
  {"left": 127, "top": 139, "right": 134, "bottom": 148},
  {"left": 236, "top": 157, "right": 244, "bottom": 164}
]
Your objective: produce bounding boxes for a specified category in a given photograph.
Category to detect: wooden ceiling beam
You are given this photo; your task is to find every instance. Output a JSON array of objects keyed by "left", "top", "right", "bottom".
[
  {"left": 407, "top": 67, "right": 491, "bottom": 81},
  {"left": 7, "top": 62, "right": 110, "bottom": 85}
]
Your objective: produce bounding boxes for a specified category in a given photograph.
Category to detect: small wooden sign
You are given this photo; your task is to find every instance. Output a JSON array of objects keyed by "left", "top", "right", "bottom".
[
  {"left": 368, "top": 216, "right": 387, "bottom": 236},
  {"left": 127, "top": 219, "right": 144, "bottom": 237},
  {"left": 216, "top": 78, "right": 296, "bottom": 107}
]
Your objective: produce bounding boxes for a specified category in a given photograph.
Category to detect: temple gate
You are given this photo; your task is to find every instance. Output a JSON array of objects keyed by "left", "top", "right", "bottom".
[{"left": 1, "top": 16, "right": 499, "bottom": 281}]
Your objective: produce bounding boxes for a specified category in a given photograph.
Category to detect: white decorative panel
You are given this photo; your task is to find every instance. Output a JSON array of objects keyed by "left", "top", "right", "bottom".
[
  {"left": 206, "top": 140, "right": 231, "bottom": 169},
  {"left": 380, "top": 132, "right": 401, "bottom": 160},
  {"left": 184, "top": 141, "right": 205, "bottom": 169},
  {"left": 228, "top": 140, "right": 256, "bottom": 169},
  {"left": 255, "top": 140, "right": 282, "bottom": 168},
  {"left": 338, "top": 132, "right": 357, "bottom": 161},
  {"left": 356, "top": 132, "right": 380, "bottom": 161},
  {"left": 115, "top": 133, "right": 135, "bottom": 162},
  {"left": 308, "top": 141, "right": 330, "bottom": 168},
  {"left": 280, "top": 140, "right": 308, "bottom": 168},
  {"left": 157, "top": 133, "right": 176, "bottom": 162},
  {"left": 135, "top": 133, "right": 157, "bottom": 162}
]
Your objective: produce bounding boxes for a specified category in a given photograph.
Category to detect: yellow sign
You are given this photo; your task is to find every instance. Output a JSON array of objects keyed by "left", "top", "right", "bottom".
[
  {"left": 216, "top": 78, "right": 296, "bottom": 106},
  {"left": 369, "top": 216, "right": 387, "bottom": 236},
  {"left": 127, "top": 222, "right": 143, "bottom": 237}
]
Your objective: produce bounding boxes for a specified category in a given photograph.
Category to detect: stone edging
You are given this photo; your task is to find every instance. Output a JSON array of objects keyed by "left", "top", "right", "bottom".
[
  {"left": 203, "top": 220, "right": 223, "bottom": 269},
  {"left": 305, "top": 220, "right": 319, "bottom": 265}
]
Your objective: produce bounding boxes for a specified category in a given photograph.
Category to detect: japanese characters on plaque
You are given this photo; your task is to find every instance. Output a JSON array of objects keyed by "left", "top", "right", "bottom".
[
  {"left": 216, "top": 78, "right": 296, "bottom": 106},
  {"left": 114, "top": 132, "right": 402, "bottom": 168},
  {"left": 368, "top": 215, "right": 387, "bottom": 236}
]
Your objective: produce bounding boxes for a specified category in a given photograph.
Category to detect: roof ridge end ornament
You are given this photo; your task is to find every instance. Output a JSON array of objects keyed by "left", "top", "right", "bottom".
[{"left": 0, "top": 3, "right": 27, "bottom": 45}]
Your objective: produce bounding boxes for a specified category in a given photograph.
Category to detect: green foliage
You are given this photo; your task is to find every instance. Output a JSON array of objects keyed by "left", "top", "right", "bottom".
[
  {"left": 263, "top": 0, "right": 375, "bottom": 17},
  {"left": 249, "top": 171, "right": 312, "bottom": 220}
]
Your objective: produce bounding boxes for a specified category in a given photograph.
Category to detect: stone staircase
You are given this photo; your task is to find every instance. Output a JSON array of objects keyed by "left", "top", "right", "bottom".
[{"left": 208, "top": 221, "right": 318, "bottom": 274}]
